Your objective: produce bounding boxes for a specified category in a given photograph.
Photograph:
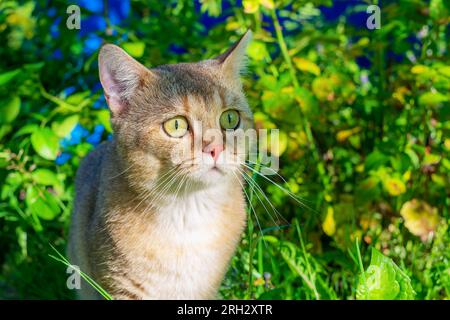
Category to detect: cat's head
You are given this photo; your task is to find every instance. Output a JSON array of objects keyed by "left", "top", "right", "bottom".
[{"left": 99, "top": 31, "right": 254, "bottom": 191}]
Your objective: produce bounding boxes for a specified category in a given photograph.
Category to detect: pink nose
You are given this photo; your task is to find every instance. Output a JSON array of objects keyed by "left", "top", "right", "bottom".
[{"left": 203, "top": 144, "right": 223, "bottom": 162}]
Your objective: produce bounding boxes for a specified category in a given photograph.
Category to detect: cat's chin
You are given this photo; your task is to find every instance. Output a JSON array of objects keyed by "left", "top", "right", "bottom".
[
  {"left": 188, "top": 165, "right": 237, "bottom": 186},
  {"left": 207, "top": 167, "right": 225, "bottom": 178}
]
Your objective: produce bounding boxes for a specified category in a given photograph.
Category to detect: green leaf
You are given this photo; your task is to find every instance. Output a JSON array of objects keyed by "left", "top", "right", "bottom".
[
  {"left": 430, "top": 0, "right": 450, "bottom": 21},
  {"left": 0, "top": 124, "right": 13, "bottom": 141},
  {"left": 0, "top": 69, "right": 21, "bottom": 86},
  {"left": 356, "top": 248, "right": 415, "bottom": 300},
  {"left": 51, "top": 115, "right": 79, "bottom": 137},
  {"left": 13, "top": 123, "right": 39, "bottom": 138},
  {"left": 66, "top": 91, "right": 90, "bottom": 105},
  {"left": 30, "top": 127, "right": 60, "bottom": 160},
  {"left": 365, "top": 151, "right": 390, "bottom": 172},
  {"left": 23, "top": 62, "right": 45, "bottom": 72},
  {"left": 0, "top": 96, "right": 21, "bottom": 123},
  {"left": 293, "top": 57, "right": 321, "bottom": 76},
  {"left": 96, "top": 109, "right": 112, "bottom": 133},
  {"left": 31, "top": 169, "right": 59, "bottom": 186},
  {"left": 418, "top": 91, "right": 448, "bottom": 107},
  {"left": 294, "top": 87, "right": 319, "bottom": 117},
  {"left": 247, "top": 41, "right": 268, "bottom": 61},
  {"left": 122, "top": 42, "right": 146, "bottom": 58},
  {"left": 25, "top": 186, "right": 61, "bottom": 221}
]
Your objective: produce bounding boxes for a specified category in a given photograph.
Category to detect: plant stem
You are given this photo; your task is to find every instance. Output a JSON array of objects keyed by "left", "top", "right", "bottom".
[
  {"left": 270, "top": 9, "right": 330, "bottom": 208},
  {"left": 295, "top": 219, "right": 320, "bottom": 300}
]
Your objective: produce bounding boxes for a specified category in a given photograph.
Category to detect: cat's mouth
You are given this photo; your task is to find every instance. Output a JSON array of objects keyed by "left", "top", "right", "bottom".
[{"left": 210, "top": 166, "right": 223, "bottom": 174}]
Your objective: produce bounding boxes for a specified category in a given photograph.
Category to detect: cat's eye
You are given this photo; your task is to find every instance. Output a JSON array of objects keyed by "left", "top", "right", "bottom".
[
  {"left": 163, "top": 116, "right": 188, "bottom": 138},
  {"left": 220, "top": 110, "right": 240, "bottom": 130}
]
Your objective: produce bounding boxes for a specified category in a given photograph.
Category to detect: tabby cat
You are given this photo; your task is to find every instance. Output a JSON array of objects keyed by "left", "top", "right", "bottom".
[{"left": 68, "top": 31, "right": 254, "bottom": 299}]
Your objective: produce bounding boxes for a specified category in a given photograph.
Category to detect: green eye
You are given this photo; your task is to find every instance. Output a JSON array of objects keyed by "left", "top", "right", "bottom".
[
  {"left": 163, "top": 116, "right": 188, "bottom": 138},
  {"left": 220, "top": 109, "right": 240, "bottom": 130}
]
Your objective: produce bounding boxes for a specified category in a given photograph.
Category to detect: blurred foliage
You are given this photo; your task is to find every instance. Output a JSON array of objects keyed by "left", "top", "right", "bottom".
[{"left": 0, "top": 0, "right": 449, "bottom": 299}]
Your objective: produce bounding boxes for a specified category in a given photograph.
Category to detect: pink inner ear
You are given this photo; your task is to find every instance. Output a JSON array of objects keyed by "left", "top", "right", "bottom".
[
  {"left": 106, "top": 94, "right": 124, "bottom": 115},
  {"left": 99, "top": 63, "right": 125, "bottom": 114}
]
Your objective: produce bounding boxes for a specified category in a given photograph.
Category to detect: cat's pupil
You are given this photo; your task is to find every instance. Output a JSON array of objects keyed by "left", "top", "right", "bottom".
[
  {"left": 175, "top": 120, "right": 178, "bottom": 130},
  {"left": 227, "top": 113, "right": 232, "bottom": 124}
]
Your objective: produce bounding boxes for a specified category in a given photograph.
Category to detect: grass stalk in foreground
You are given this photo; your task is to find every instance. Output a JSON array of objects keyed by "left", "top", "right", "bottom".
[{"left": 48, "top": 244, "right": 113, "bottom": 300}]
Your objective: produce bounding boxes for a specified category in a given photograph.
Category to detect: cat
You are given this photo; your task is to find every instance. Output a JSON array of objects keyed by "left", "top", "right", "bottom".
[{"left": 67, "top": 30, "right": 254, "bottom": 300}]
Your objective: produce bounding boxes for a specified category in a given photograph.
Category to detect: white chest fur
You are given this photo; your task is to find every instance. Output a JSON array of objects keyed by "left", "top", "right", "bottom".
[{"left": 129, "top": 185, "right": 241, "bottom": 299}]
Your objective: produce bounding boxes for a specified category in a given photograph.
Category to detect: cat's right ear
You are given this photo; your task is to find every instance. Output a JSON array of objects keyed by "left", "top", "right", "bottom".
[{"left": 98, "top": 44, "right": 153, "bottom": 115}]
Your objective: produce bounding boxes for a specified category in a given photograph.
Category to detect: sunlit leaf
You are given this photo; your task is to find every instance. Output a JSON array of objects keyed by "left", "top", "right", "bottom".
[
  {"left": 383, "top": 177, "right": 406, "bottom": 196},
  {"left": 31, "top": 169, "right": 59, "bottom": 186},
  {"left": 122, "top": 42, "right": 146, "bottom": 58},
  {"left": 199, "top": 0, "right": 223, "bottom": 16},
  {"left": 293, "top": 57, "right": 320, "bottom": 76},
  {"left": 336, "top": 127, "right": 361, "bottom": 142},
  {"left": 418, "top": 91, "right": 448, "bottom": 107},
  {"left": 51, "top": 115, "right": 79, "bottom": 138},
  {"left": 356, "top": 248, "right": 415, "bottom": 300},
  {"left": 322, "top": 206, "right": 336, "bottom": 236},
  {"left": 25, "top": 186, "right": 61, "bottom": 221},
  {"left": 96, "top": 109, "right": 112, "bottom": 133},
  {"left": 422, "top": 153, "right": 441, "bottom": 166},
  {"left": 410, "top": 65, "right": 429, "bottom": 74},
  {"left": 400, "top": 199, "right": 440, "bottom": 241},
  {"left": 30, "top": 127, "right": 59, "bottom": 160},
  {"left": 0, "top": 69, "right": 21, "bottom": 86},
  {"left": 259, "top": 0, "right": 275, "bottom": 10},
  {"left": 267, "top": 130, "right": 288, "bottom": 157},
  {"left": 243, "top": 0, "right": 259, "bottom": 13},
  {"left": 247, "top": 41, "right": 268, "bottom": 61},
  {"left": 0, "top": 96, "right": 20, "bottom": 123}
]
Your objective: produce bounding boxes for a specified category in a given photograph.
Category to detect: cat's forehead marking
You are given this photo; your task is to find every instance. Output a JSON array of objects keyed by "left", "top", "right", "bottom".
[
  {"left": 155, "top": 63, "right": 218, "bottom": 96},
  {"left": 181, "top": 95, "right": 190, "bottom": 114}
]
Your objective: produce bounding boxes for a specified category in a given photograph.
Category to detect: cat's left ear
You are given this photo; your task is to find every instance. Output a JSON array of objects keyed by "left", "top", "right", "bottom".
[
  {"left": 98, "top": 44, "right": 154, "bottom": 115},
  {"left": 215, "top": 30, "right": 252, "bottom": 81}
]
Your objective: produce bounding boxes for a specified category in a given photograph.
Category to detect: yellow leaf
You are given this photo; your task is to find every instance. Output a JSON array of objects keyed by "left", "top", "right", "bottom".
[
  {"left": 264, "top": 130, "right": 288, "bottom": 157},
  {"left": 400, "top": 199, "right": 440, "bottom": 241},
  {"left": 289, "top": 131, "right": 308, "bottom": 146},
  {"left": 247, "top": 41, "right": 268, "bottom": 61},
  {"left": 383, "top": 177, "right": 406, "bottom": 196},
  {"left": 322, "top": 206, "right": 336, "bottom": 236},
  {"left": 402, "top": 170, "right": 411, "bottom": 182},
  {"left": 444, "top": 138, "right": 450, "bottom": 151},
  {"left": 122, "top": 42, "right": 146, "bottom": 58},
  {"left": 253, "top": 277, "right": 265, "bottom": 286},
  {"left": 356, "top": 37, "right": 370, "bottom": 46},
  {"left": 392, "top": 86, "right": 410, "bottom": 104},
  {"left": 312, "top": 77, "right": 334, "bottom": 101},
  {"left": 253, "top": 111, "right": 276, "bottom": 130},
  {"left": 336, "top": 127, "right": 361, "bottom": 142},
  {"left": 423, "top": 153, "right": 441, "bottom": 166},
  {"left": 260, "top": 0, "right": 275, "bottom": 9},
  {"left": 431, "top": 174, "right": 446, "bottom": 186},
  {"left": 411, "top": 65, "right": 429, "bottom": 74},
  {"left": 225, "top": 20, "right": 240, "bottom": 31},
  {"left": 243, "top": 0, "right": 259, "bottom": 13},
  {"left": 281, "top": 86, "right": 294, "bottom": 95},
  {"left": 293, "top": 57, "right": 321, "bottom": 76}
]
